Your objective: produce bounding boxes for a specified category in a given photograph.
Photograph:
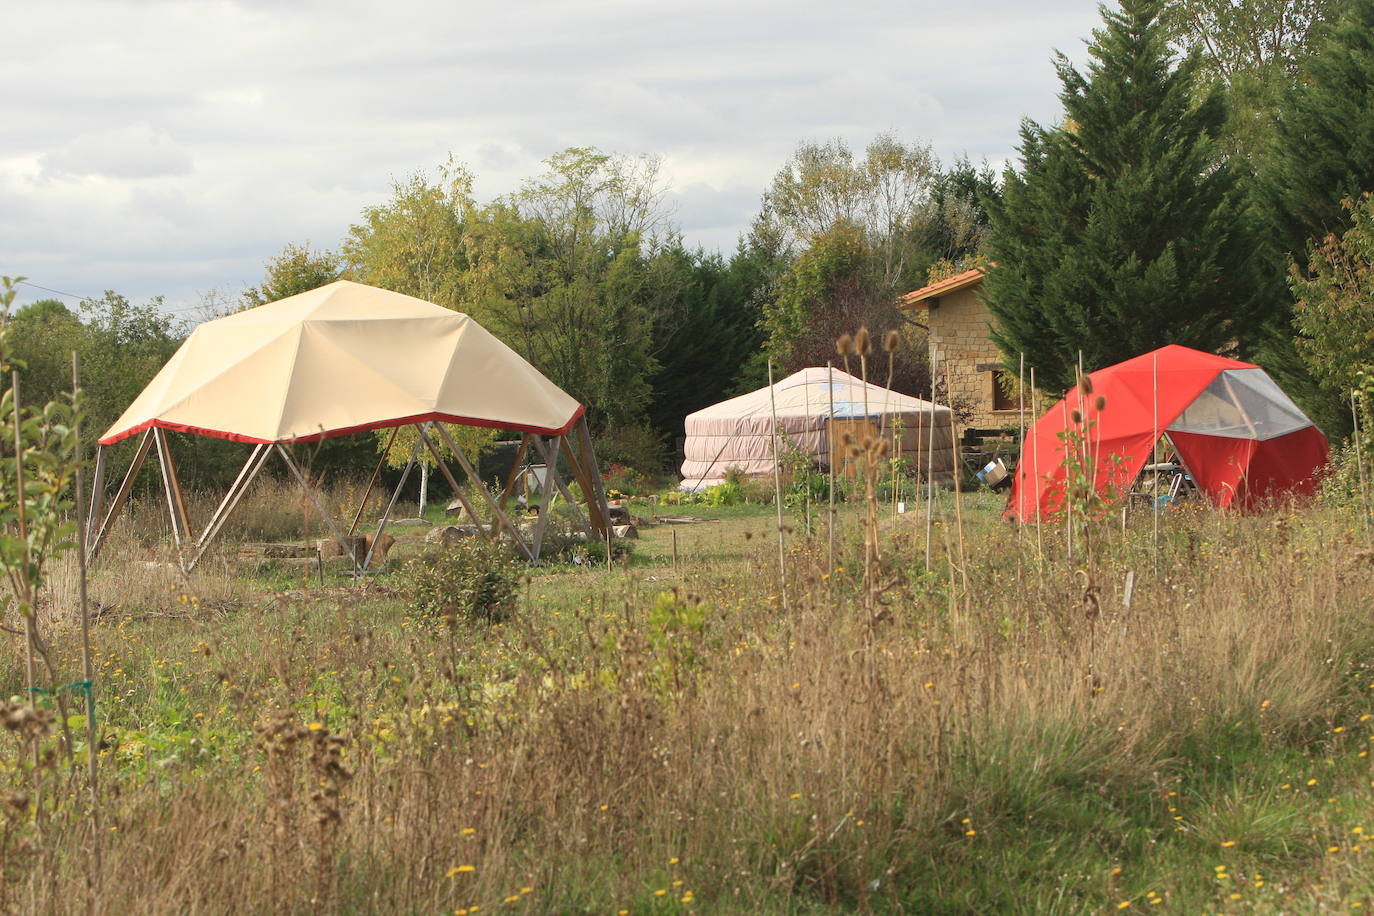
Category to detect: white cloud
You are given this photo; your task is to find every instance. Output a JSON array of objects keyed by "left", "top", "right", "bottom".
[
  {"left": 40, "top": 122, "right": 193, "bottom": 180},
  {"left": 0, "top": 0, "right": 1106, "bottom": 310}
]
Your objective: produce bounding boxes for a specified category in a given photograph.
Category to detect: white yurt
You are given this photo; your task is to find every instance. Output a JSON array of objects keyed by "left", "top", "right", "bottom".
[{"left": 681, "top": 368, "right": 956, "bottom": 488}]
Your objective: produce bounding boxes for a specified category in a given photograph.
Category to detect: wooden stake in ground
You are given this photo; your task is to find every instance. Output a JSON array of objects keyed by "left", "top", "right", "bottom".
[
  {"left": 1017, "top": 353, "right": 1025, "bottom": 543},
  {"left": 947, "top": 364, "right": 969, "bottom": 604},
  {"left": 71, "top": 352, "right": 102, "bottom": 886},
  {"left": 1031, "top": 368, "right": 1043, "bottom": 566},
  {"left": 1354, "top": 390, "right": 1372, "bottom": 543},
  {"left": 1153, "top": 352, "right": 1161, "bottom": 569},
  {"left": 827, "top": 362, "right": 836, "bottom": 583},
  {"left": 767, "top": 360, "right": 789, "bottom": 612},
  {"left": 924, "top": 357, "right": 938, "bottom": 570}
]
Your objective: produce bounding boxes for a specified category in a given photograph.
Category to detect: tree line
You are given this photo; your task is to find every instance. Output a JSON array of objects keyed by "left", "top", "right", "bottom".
[{"left": 15, "top": 0, "right": 1374, "bottom": 486}]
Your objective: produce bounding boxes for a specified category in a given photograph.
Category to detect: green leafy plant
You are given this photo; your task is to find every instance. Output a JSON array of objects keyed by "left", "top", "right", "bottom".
[{"left": 396, "top": 539, "right": 520, "bottom": 623}]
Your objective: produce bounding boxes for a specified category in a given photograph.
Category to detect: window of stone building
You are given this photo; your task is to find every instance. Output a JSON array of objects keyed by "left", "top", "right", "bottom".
[{"left": 991, "top": 371, "right": 1017, "bottom": 411}]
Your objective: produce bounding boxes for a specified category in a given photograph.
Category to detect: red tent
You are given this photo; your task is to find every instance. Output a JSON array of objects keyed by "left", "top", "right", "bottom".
[{"left": 1005, "top": 345, "right": 1329, "bottom": 521}]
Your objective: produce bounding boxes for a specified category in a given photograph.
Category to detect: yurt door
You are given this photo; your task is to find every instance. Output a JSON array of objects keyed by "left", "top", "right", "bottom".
[{"left": 827, "top": 417, "right": 879, "bottom": 479}]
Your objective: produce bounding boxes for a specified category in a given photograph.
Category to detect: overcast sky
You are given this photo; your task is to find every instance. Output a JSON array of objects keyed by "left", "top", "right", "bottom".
[{"left": 1, "top": 0, "right": 1107, "bottom": 315}]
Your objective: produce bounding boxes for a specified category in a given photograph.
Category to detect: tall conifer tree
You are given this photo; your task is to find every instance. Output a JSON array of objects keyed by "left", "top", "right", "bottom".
[
  {"left": 985, "top": 0, "right": 1263, "bottom": 391},
  {"left": 1267, "top": 0, "right": 1374, "bottom": 264},
  {"left": 1258, "top": 0, "right": 1374, "bottom": 434}
]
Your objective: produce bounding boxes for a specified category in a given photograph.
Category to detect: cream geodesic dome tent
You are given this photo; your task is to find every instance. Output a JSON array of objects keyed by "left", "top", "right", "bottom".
[
  {"left": 88, "top": 280, "right": 611, "bottom": 569},
  {"left": 681, "top": 368, "right": 956, "bottom": 488}
]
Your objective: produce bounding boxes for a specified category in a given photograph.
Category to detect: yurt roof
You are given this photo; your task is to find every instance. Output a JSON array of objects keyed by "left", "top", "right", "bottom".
[
  {"left": 686, "top": 368, "right": 948, "bottom": 423},
  {"left": 99, "top": 280, "right": 583, "bottom": 445}
]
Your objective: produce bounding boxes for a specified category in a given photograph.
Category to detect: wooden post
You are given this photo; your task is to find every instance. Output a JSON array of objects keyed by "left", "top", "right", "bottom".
[
  {"left": 767, "top": 360, "right": 789, "bottom": 612},
  {"left": 88, "top": 428, "right": 156, "bottom": 564}
]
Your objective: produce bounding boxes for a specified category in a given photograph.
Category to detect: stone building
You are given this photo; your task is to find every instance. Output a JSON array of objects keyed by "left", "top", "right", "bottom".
[{"left": 899, "top": 267, "right": 1021, "bottom": 431}]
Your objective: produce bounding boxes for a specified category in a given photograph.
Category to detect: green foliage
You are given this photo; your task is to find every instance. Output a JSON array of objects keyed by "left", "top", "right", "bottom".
[
  {"left": 77, "top": 290, "right": 182, "bottom": 437},
  {"left": 1265, "top": 0, "right": 1374, "bottom": 266},
  {"left": 1291, "top": 194, "right": 1374, "bottom": 399},
  {"left": 753, "top": 137, "right": 989, "bottom": 399},
  {"left": 343, "top": 160, "right": 471, "bottom": 308},
  {"left": 1161, "top": 0, "right": 1332, "bottom": 157},
  {"left": 241, "top": 241, "right": 342, "bottom": 308},
  {"left": 985, "top": 0, "right": 1265, "bottom": 391},
  {"left": 1260, "top": 0, "right": 1374, "bottom": 433},
  {"left": 462, "top": 148, "right": 666, "bottom": 432},
  {"left": 395, "top": 539, "right": 520, "bottom": 623}
]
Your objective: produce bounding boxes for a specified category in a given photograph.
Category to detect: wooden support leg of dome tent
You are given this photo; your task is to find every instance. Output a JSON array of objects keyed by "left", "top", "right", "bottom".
[
  {"left": 274, "top": 444, "right": 365, "bottom": 576},
  {"left": 86, "top": 445, "right": 106, "bottom": 551},
  {"left": 573, "top": 416, "right": 612, "bottom": 540},
  {"left": 430, "top": 422, "right": 537, "bottom": 561},
  {"left": 360, "top": 435, "right": 422, "bottom": 575},
  {"left": 87, "top": 429, "right": 155, "bottom": 564},
  {"left": 348, "top": 426, "right": 399, "bottom": 538},
  {"left": 559, "top": 436, "right": 608, "bottom": 537},
  {"left": 531, "top": 435, "right": 595, "bottom": 542},
  {"left": 153, "top": 428, "right": 191, "bottom": 563},
  {"left": 184, "top": 443, "right": 272, "bottom": 573},
  {"left": 497, "top": 435, "right": 532, "bottom": 514},
  {"left": 415, "top": 424, "right": 498, "bottom": 547}
]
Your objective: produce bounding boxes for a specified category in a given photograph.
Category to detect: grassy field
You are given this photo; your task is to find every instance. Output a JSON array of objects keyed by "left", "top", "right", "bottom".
[{"left": 7, "top": 479, "right": 1374, "bottom": 913}]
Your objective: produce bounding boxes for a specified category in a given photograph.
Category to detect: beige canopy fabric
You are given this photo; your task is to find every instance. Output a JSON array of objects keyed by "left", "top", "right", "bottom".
[
  {"left": 681, "top": 367, "right": 956, "bottom": 487},
  {"left": 100, "top": 280, "right": 583, "bottom": 445}
]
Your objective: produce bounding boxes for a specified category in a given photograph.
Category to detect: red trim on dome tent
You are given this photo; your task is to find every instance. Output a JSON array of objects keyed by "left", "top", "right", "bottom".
[
  {"left": 1005, "top": 345, "right": 1329, "bottom": 521},
  {"left": 97, "top": 405, "right": 586, "bottom": 447}
]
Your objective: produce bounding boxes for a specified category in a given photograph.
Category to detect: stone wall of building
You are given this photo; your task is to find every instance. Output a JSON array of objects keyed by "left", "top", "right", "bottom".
[{"left": 924, "top": 285, "right": 1019, "bottom": 430}]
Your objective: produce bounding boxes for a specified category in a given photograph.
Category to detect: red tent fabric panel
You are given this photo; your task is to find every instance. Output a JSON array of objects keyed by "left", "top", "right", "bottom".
[
  {"left": 1169, "top": 425, "right": 1329, "bottom": 510},
  {"left": 1004, "top": 345, "right": 1327, "bottom": 521}
]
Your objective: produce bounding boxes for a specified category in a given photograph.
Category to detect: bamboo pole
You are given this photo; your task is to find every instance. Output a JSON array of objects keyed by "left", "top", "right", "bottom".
[
  {"left": 924, "top": 356, "right": 938, "bottom": 569},
  {"left": 827, "top": 362, "right": 836, "bottom": 581},
  {"left": 1031, "top": 368, "right": 1043, "bottom": 565},
  {"left": 1152, "top": 353, "right": 1160, "bottom": 568},
  {"left": 1017, "top": 353, "right": 1025, "bottom": 542},
  {"left": 767, "top": 360, "right": 789, "bottom": 612},
  {"left": 1354, "top": 391, "right": 1371, "bottom": 542},
  {"left": 71, "top": 353, "right": 102, "bottom": 884},
  {"left": 948, "top": 365, "right": 969, "bottom": 603}
]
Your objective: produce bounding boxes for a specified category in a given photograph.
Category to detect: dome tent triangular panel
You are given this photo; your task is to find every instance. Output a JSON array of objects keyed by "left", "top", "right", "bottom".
[
  {"left": 89, "top": 281, "right": 611, "bottom": 573},
  {"left": 99, "top": 280, "right": 583, "bottom": 445},
  {"left": 1004, "top": 345, "right": 1329, "bottom": 520},
  {"left": 681, "top": 368, "right": 957, "bottom": 488}
]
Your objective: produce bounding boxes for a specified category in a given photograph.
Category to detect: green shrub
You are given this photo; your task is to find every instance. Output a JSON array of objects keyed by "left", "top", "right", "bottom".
[{"left": 396, "top": 539, "right": 520, "bottom": 623}]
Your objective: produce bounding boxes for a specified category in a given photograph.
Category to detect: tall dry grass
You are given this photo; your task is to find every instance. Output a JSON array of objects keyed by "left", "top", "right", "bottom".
[{"left": 5, "top": 495, "right": 1374, "bottom": 912}]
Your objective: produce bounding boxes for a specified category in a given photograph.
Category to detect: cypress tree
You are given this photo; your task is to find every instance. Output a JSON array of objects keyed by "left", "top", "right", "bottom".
[
  {"left": 1259, "top": 0, "right": 1374, "bottom": 434},
  {"left": 984, "top": 0, "right": 1264, "bottom": 392},
  {"left": 1267, "top": 0, "right": 1374, "bottom": 265}
]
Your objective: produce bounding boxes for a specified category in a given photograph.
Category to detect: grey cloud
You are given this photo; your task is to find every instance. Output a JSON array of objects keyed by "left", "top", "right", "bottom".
[{"left": 39, "top": 122, "right": 193, "bottom": 180}]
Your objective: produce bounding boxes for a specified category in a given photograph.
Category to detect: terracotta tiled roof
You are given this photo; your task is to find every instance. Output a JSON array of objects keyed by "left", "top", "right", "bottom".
[{"left": 899, "top": 267, "right": 985, "bottom": 308}]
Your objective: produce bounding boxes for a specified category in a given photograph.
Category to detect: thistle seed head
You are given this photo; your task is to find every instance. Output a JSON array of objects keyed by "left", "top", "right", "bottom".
[
  {"left": 1079, "top": 375, "right": 1094, "bottom": 395},
  {"left": 1094, "top": 394, "right": 1107, "bottom": 412},
  {"left": 855, "top": 327, "right": 872, "bottom": 356},
  {"left": 836, "top": 333, "right": 854, "bottom": 356},
  {"left": 883, "top": 329, "right": 901, "bottom": 353},
  {"left": 1070, "top": 409, "right": 1083, "bottom": 424}
]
